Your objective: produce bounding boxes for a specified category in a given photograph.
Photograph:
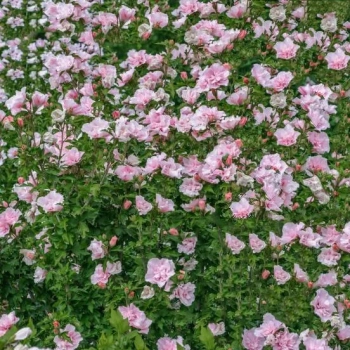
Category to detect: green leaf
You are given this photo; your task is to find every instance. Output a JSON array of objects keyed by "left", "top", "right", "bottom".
[
  {"left": 199, "top": 326, "right": 215, "bottom": 350},
  {"left": 134, "top": 334, "right": 146, "bottom": 350},
  {"left": 109, "top": 309, "right": 129, "bottom": 334}
]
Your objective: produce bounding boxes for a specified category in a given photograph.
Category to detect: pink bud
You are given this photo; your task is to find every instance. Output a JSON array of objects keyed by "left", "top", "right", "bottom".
[
  {"left": 180, "top": 72, "right": 188, "bottom": 80},
  {"left": 169, "top": 228, "right": 179, "bottom": 236},
  {"left": 112, "top": 110, "right": 120, "bottom": 119},
  {"left": 198, "top": 199, "right": 206, "bottom": 211},
  {"left": 109, "top": 236, "right": 118, "bottom": 247},
  {"left": 239, "top": 117, "right": 248, "bottom": 126},
  {"left": 225, "top": 192, "right": 232, "bottom": 201},
  {"left": 18, "top": 177, "right": 25, "bottom": 184},
  {"left": 292, "top": 202, "right": 299, "bottom": 210},
  {"left": 17, "top": 118, "right": 24, "bottom": 127},
  {"left": 123, "top": 200, "right": 132, "bottom": 210},
  {"left": 262, "top": 270, "right": 270, "bottom": 280},
  {"left": 142, "top": 32, "right": 151, "bottom": 40},
  {"left": 235, "top": 139, "right": 243, "bottom": 147},
  {"left": 2, "top": 201, "right": 8, "bottom": 208},
  {"left": 238, "top": 29, "right": 247, "bottom": 40},
  {"left": 98, "top": 282, "right": 106, "bottom": 289}
]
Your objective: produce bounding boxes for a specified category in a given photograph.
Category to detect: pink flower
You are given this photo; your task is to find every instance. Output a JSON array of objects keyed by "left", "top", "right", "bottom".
[
  {"left": 91, "top": 264, "right": 109, "bottom": 285},
  {"left": 303, "top": 336, "right": 330, "bottom": 350},
  {"left": 337, "top": 326, "right": 350, "bottom": 341},
  {"left": 314, "top": 271, "right": 337, "bottom": 288},
  {"left": 251, "top": 64, "right": 271, "bottom": 87},
  {"left": 148, "top": 11, "right": 168, "bottom": 28},
  {"left": 115, "top": 165, "right": 141, "bottom": 181},
  {"left": 61, "top": 148, "right": 84, "bottom": 166},
  {"left": 81, "top": 118, "right": 109, "bottom": 139},
  {"left": 242, "top": 328, "right": 265, "bottom": 350},
  {"left": 317, "top": 248, "right": 341, "bottom": 266},
  {"left": 155, "top": 194, "right": 175, "bottom": 213},
  {"left": 177, "top": 237, "right": 197, "bottom": 255},
  {"left": 157, "top": 337, "right": 177, "bottom": 350},
  {"left": 268, "top": 71, "right": 294, "bottom": 92},
  {"left": 273, "top": 37, "right": 300, "bottom": 59},
  {"left": 171, "top": 282, "right": 196, "bottom": 306},
  {"left": 208, "top": 322, "right": 225, "bottom": 336},
  {"left": 325, "top": 48, "right": 350, "bottom": 70},
  {"left": 5, "top": 88, "right": 26, "bottom": 115},
  {"left": 230, "top": 197, "right": 254, "bottom": 219},
  {"left": 307, "top": 132, "right": 330, "bottom": 154},
  {"left": 310, "top": 288, "right": 336, "bottom": 322},
  {"left": 135, "top": 195, "right": 153, "bottom": 215},
  {"left": 0, "top": 312, "right": 19, "bottom": 337},
  {"left": 274, "top": 124, "right": 300, "bottom": 146},
  {"left": 249, "top": 234, "right": 266, "bottom": 253},
  {"left": 272, "top": 330, "right": 300, "bottom": 350},
  {"left": 304, "top": 155, "right": 330, "bottom": 174},
  {"left": 118, "top": 304, "right": 152, "bottom": 334},
  {"left": 37, "top": 190, "right": 64, "bottom": 213},
  {"left": 274, "top": 265, "right": 291, "bottom": 285},
  {"left": 196, "top": 63, "right": 230, "bottom": 92},
  {"left": 145, "top": 258, "right": 175, "bottom": 287},
  {"left": 254, "top": 313, "right": 283, "bottom": 338},
  {"left": 1, "top": 207, "right": 21, "bottom": 226},
  {"left": 226, "top": 87, "right": 248, "bottom": 105},
  {"left": 293, "top": 264, "right": 309, "bottom": 282},
  {"left": 87, "top": 239, "right": 105, "bottom": 260},
  {"left": 225, "top": 233, "right": 245, "bottom": 254},
  {"left": 54, "top": 324, "right": 82, "bottom": 350},
  {"left": 33, "top": 266, "right": 47, "bottom": 283},
  {"left": 179, "top": 178, "right": 203, "bottom": 197}
]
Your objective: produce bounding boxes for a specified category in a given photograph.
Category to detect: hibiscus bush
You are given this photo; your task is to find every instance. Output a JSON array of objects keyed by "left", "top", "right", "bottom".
[{"left": 1, "top": 0, "right": 350, "bottom": 349}]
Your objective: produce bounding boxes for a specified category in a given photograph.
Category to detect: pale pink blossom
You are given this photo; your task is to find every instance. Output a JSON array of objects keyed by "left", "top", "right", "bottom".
[
  {"left": 274, "top": 124, "right": 300, "bottom": 146},
  {"left": 310, "top": 288, "right": 336, "bottom": 322},
  {"left": 155, "top": 194, "right": 175, "bottom": 213},
  {"left": 208, "top": 322, "right": 225, "bottom": 336},
  {"left": 37, "top": 190, "right": 64, "bottom": 213},
  {"left": 171, "top": 282, "right": 196, "bottom": 306},
  {"left": 325, "top": 48, "right": 350, "bottom": 70},
  {"left": 0, "top": 312, "right": 19, "bottom": 337},
  {"left": 87, "top": 239, "right": 105, "bottom": 260},
  {"left": 274, "top": 265, "right": 291, "bottom": 285},
  {"left": 273, "top": 37, "right": 300, "bottom": 60},
  {"left": 317, "top": 248, "right": 341, "bottom": 266},
  {"left": 230, "top": 197, "right": 254, "bottom": 219},
  {"left": 225, "top": 233, "right": 245, "bottom": 254},
  {"left": 242, "top": 328, "right": 265, "bottom": 350},
  {"left": 135, "top": 195, "right": 153, "bottom": 215},
  {"left": 145, "top": 258, "right": 175, "bottom": 287},
  {"left": 118, "top": 304, "right": 152, "bottom": 334},
  {"left": 33, "top": 266, "right": 47, "bottom": 283},
  {"left": 54, "top": 324, "right": 82, "bottom": 350},
  {"left": 61, "top": 148, "right": 84, "bottom": 166},
  {"left": 294, "top": 264, "right": 309, "bottom": 282},
  {"left": 177, "top": 237, "right": 197, "bottom": 255},
  {"left": 249, "top": 234, "right": 266, "bottom": 253}
]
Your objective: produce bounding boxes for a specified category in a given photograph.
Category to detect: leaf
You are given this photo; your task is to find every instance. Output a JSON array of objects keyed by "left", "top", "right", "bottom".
[
  {"left": 134, "top": 333, "right": 146, "bottom": 350},
  {"left": 199, "top": 326, "right": 215, "bottom": 350},
  {"left": 109, "top": 309, "right": 129, "bottom": 334}
]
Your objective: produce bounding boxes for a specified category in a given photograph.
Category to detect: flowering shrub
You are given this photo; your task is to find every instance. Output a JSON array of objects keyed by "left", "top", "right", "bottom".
[{"left": 0, "top": 0, "right": 350, "bottom": 349}]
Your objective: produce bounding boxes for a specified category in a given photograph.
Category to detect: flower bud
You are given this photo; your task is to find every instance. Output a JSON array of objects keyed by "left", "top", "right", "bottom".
[
  {"left": 109, "top": 236, "right": 118, "bottom": 247},
  {"left": 169, "top": 228, "right": 179, "bottom": 236},
  {"left": 198, "top": 199, "right": 206, "bottom": 211},
  {"left": 17, "top": 118, "right": 24, "bottom": 127},
  {"left": 112, "top": 110, "right": 120, "bottom": 119},
  {"left": 18, "top": 177, "right": 25, "bottom": 184},
  {"left": 262, "top": 270, "right": 270, "bottom": 280},
  {"left": 225, "top": 192, "right": 232, "bottom": 201},
  {"left": 123, "top": 200, "right": 132, "bottom": 210},
  {"left": 180, "top": 72, "right": 188, "bottom": 80}
]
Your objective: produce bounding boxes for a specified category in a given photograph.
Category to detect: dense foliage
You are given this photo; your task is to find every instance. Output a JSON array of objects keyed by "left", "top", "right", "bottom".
[{"left": 0, "top": 0, "right": 350, "bottom": 349}]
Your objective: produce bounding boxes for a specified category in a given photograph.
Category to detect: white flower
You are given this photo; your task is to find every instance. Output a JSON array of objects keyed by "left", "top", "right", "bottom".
[
  {"left": 269, "top": 6, "right": 286, "bottom": 21},
  {"left": 270, "top": 93, "right": 287, "bottom": 109},
  {"left": 15, "top": 327, "right": 32, "bottom": 340},
  {"left": 141, "top": 285, "right": 155, "bottom": 299}
]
